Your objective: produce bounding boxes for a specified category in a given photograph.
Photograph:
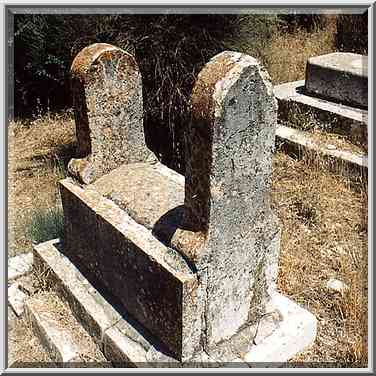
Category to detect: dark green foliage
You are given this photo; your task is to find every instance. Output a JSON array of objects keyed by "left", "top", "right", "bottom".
[
  {"left": 279, "top": 13, "right": 329, "bottom": 33},
  {"left": 14, "top": 15, "right": 71, "bottom": 115},
  {"left": 12, "top": 14, "right": 280, "bottom": 172},
  {"left": 26, "top": 206, "right": 64, "bottom": 244},
  {"left": 128, "top": 15, "right": 240, "bottom": 172},
  {"left": 336, "top": 13, "right": 368, "bottom": 54}
]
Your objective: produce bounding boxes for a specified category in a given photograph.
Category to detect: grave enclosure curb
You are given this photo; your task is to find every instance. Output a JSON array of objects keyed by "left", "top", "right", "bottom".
[{"left": 32, "top": 238, "right": 317, "bottom": 368}]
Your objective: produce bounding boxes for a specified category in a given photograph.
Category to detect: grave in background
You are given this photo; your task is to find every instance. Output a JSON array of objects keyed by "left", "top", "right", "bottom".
[
  {"left": 305, "top": 52, "right": 368, "bottom": 109},
  {"left": 274, "top": 52, "right": 368, "bottom": 177},
  {"left": 275, "top": 52, "right": 368, "bottom": 144},
  {"left": 32, "top": 44, "right": 317, "bottom": 366}
]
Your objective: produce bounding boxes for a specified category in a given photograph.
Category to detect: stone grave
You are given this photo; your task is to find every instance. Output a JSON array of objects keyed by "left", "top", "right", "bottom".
[
  {"left": 274, "top": 52, "right": 368, "bottom": 176},
  {"left": 33, "top": 44, "right": 317, "bottom": 366}
]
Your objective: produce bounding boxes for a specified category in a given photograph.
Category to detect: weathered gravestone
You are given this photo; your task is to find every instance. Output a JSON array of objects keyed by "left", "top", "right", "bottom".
[
  {"left": 57, "top": 48, "right": 316, "bottom": 364},
  {"left": 68, "top": 43, "right": 154, "bottom": 184}
]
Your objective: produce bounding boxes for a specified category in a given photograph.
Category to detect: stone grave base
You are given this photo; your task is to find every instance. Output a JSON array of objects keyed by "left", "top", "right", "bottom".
[
  {"left": 33, "top": 239, "right": 317, "bottom": 368},
  {"left": 274, "top": 80, "right": 368, "bottom": 146},
  {"left": 275, "top": 124, "right": 368, "bottom": 179},
  {"left": 305, "top": 53, "right": 367, "bottom": 109},
  {"left": 274, "top": 80, "right": 368, "bottom": 178}
]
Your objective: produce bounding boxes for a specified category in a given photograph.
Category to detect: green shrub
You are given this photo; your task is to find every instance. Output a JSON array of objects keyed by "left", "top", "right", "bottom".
[{"left": 26, "top": 206, "right": 64, "bottom": 244}]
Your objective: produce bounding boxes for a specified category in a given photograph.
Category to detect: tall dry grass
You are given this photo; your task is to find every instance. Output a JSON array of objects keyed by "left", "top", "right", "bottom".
[
  {"left": 264, "top": 18, "right": 337, "bottom": 84},
  {"left": 272, "top": 151, "right": 367, "bottom": 366},
  {"left": 8, "top": 112, "right": 75, "bottom": 256}
]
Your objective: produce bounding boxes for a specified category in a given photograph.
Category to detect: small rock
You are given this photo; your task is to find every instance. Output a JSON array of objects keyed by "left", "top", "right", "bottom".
[
  {"left": 326, "top": 144, "right": 337, "bottom": 150},
  {"left": 326, "top": 278, "right": 349, "bottom": 293},
  {"left": 8, "top": 252, "right": 33, "bottom": 281}
]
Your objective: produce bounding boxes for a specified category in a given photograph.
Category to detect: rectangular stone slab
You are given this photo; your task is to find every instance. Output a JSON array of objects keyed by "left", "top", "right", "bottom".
[
  {"left": 59, "top": 178, "right": 200, "bottom": 360},
  {"left": 25, "top": 296, "right": 81, "bottom": 363},
  {"left": 305, "top": 52, "right": 368, "bottom": 108},
  {"left": 274, "top": 80, "right": 368, "bottom": 148},
  {"left": 33, "top": 239, "right": 123, "bottom": 343}
]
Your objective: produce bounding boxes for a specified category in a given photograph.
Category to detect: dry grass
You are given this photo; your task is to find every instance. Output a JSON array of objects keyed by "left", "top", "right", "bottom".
[
  {"left": 272, "top": 151, "right": 367, "bottom": 366},
  {"left": 8, "top": 315, "right": 52, "bottom": 367},
  {"left": 8, "top": 112, "right": 76, "bottom": 256},
  {"left": 8, "top": 112, "right": 368, "bottom": 367},
  {"left": 265, "top": 19, "right": 337, "bottom": 84},
  {"left": 8, "top": 19, "right": 367, "bottom": 367}
]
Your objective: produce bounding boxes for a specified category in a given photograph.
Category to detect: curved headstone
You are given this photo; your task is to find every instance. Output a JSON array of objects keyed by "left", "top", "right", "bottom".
[
  {"left": 68, "top": 43, "right": 153, "bottom": 184},
  {"left": 179, "top": 51, "right": 280, "bottom": 348}
]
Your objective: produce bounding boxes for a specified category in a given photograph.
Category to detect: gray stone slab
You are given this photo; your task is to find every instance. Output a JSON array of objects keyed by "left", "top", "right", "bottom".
[
  {"left": 275, "top": 124, "right": 368, "bottom": 177},
  {"left": 305, "top": 52, "right": 368, "bottom": 108},
  {"left": 33, "top": 239, "right": 122, "bottom": 344},
  {"left": 274, "top": 80, "right": 368, "bottom": 147},
  {"left": 243, "top": 293, "right": 317, "bottom": 366},
  {"left": 90, "top": 162, "right": 185, "bottom": 244},
  {"left": 186, "top": 50, "right": 280, "bottom": 349},
  {"left": 8, "top": 252, "right": 33, "bottom": 281},
  {"left": 59, "top": 179, "right": 202, "bottom": 361},
  {"left": 25, "top": 296, "right": 81, "bottom": 363},
  {"left": 8, "top": 282, "right": 28, "bottom": 317}
]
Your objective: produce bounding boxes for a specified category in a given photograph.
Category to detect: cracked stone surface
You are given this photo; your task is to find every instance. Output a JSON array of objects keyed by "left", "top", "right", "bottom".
[
  {"left": 68, "top": 43, "right": 154, "bottom": 184},
  {"left": 58, "top": 49, "right": 316, "bottom": 363},
  {"left": 8, "top": 282, "right": 28, "bottom": 317}
]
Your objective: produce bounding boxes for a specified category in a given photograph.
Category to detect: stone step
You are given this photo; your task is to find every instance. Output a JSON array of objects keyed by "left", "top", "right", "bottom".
[
  {"left": 274, "top": 80, "right": 368, "bottom": 148},
  {"left": 275, "top": 124, "right": 367, "bottom": 179},
  {"left": 25, "top": 291, "right": 110, "bottom": 366},
  {"left": 32, "top": 238, "right": 317, "bottom": 368},
  {"left": 32, "top": 239, "right": 161, "bottom": 367}
]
